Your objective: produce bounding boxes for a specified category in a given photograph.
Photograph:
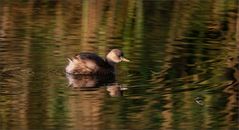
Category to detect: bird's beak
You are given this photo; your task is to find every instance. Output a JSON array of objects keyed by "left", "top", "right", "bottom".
[{"left": 121, "top": 57, "right": 130, "bottom": 62}]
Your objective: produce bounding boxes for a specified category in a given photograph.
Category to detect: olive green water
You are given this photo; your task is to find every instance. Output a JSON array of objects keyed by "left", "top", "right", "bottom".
[{"left": 0, "top": 1, "right": 239, "bottom": 130}]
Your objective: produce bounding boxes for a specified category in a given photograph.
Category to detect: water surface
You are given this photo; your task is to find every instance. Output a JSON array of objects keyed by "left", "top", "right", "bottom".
[{"left": 0, "top": 0, "right": 238, "bottom": 130}]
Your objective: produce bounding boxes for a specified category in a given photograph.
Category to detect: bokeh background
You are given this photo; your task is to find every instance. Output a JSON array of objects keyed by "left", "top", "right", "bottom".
[{"left": 0, "top": 0, "right": 238, "bottom": 130}]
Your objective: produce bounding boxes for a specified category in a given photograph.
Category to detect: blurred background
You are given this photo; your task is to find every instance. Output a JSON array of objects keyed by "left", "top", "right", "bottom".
[{"left": 0, "top": 0, "right": 238, "bottom": 130}]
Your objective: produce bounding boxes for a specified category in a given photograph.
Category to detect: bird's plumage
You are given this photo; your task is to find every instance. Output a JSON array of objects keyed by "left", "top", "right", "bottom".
[{"left": 65, "top": 49, "right": 129, "bottom": 75}]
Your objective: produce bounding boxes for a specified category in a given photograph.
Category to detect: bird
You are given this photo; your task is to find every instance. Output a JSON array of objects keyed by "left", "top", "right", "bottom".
[{"left": 65, "top": 49, "right": 129, "bottom": 75}]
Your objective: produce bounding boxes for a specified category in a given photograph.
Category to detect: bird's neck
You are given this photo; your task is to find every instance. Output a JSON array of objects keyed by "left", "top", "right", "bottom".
[{"left": 106, "top": 58, "right": 116, "bottom": 67}]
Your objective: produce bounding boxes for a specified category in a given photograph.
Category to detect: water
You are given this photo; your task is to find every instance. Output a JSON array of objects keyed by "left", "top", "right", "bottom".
[{"left": 0, "top": 0, "right": 239, "bottom": 130}]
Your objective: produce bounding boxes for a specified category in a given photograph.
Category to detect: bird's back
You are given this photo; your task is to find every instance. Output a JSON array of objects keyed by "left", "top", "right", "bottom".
[{"left": 66, "top": 52, "right": 113, "bottom": 75}]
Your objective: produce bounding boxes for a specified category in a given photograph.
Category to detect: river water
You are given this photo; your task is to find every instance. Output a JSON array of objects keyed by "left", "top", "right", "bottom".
[{"left": 0, "top": 0, "right": 238, "bottom": 130}]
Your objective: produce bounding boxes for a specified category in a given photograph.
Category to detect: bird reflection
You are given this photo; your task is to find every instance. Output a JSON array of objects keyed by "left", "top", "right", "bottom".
[
  {"left": 225, "top": 56, "right": 239, "bottom": 84},
  {"left": 66, "top": 74, "right": 127, "bottom": 96},
  {"left": 66, "top": 74, "right": 115, "bottom": 88},
  {"left": 106, "top": 84, "right": 128, "bottom": 97}
]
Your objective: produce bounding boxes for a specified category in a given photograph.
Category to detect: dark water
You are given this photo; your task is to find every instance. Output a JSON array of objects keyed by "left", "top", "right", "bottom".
[{"left": 0, "top": 0, "right": 239, "bottom": 130}]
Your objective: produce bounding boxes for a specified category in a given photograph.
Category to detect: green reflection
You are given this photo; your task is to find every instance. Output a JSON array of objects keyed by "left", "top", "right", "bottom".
[{"left": 0, "top": 0, "right": 238, "bottom": 130}]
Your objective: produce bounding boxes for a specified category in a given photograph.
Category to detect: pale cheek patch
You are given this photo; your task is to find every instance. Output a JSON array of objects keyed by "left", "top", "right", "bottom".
[{"left": 107, "top": 53, "right": 121, "bottom": 63}]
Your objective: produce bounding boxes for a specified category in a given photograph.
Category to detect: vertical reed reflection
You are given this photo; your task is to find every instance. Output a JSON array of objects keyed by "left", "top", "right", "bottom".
[
  {"left": 68, "top": 88, "right": 105, "bottom": 130},
  {"left": 0, "top": 0, "right": 238, "bottom": 130}
]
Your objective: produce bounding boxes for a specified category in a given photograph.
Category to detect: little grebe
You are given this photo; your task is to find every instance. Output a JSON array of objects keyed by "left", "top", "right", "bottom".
[{"left": 66, "top": 49, "right": 129, "bottom": 75}]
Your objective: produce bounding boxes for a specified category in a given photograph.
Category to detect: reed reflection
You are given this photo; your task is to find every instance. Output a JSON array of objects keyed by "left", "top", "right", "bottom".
[
  {"left": 67, "top": 81, "right": 105, "bottom": 130},
  {"left": 0, "top": 0, "right": 238, "bottom": 130}
]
